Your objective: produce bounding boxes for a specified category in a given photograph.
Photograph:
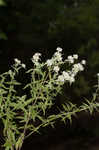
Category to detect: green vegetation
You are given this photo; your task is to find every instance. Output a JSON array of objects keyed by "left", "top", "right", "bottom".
[
  {"left": 0, "top": 49, "right": 99, "bottom": 150},
  {"left": 0, "top": 1, "right": 99, "bottom": 149}
]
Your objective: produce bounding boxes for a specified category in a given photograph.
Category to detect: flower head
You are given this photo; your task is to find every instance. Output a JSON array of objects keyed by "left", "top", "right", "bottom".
[
  {"left": 46, "top": 59, "right": 53, "bottom": 66},
  {"left": 32, "top": 53, "right": 41, "bottom": 62},
  {"left": 57, "top": 75, "right": 65, "bottom": 82},
  {"left": 56, "top": 47, "right": 63, "bottom": 52},
  {"left": 67, "top": 55, "right": 74, "bottom": 64},
  {"left": 62, "top": 71, "right": 70, "bottom": 80},
  {"left": 73, "top": 54, "right": 78, "bottom": 59},
  {"left": 57, "top": 71, "right": 75, "bottom": 84},
  {"left": 21, "top": 63, "right": 26, "bottom": 68},
  {"left": 14, "top": 58, "right": 21, "bottom": 65},
  {"left": 81, "top": 60, "right": 86, "bottom": 65},
  {"left": 72, "top": 63, "right": 84, "bottom": 75},
  {"left": 54, "top": 52, "right": 62, "bottom": 62},
  {"left": 53, "top": 66, "right": 60, "bottom": 73},
  {"left": 69, "top": 76, "right": 75, "bottom": 83}
]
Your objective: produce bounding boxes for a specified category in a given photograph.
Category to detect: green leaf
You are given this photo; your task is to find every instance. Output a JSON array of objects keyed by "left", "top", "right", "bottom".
[
  {"left": 26, "top": 69, "right": 33, "bottom": 73},
  {"left": 5, "top": 81, "right": 21, "bottom": 85},
  {"left": 24, "top": 98, "right": 33, "bottom": 106},
  {"left": 16, "top": 134, "right": 24, "bottom": 150},
  {"left": 37, "top": 115, "right": 45, "bottom": 123}
]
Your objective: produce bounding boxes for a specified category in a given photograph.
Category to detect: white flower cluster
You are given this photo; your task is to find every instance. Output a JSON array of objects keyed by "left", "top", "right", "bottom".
[
  {"left": 31, "top": 47, "right": 86, "bottom": 85},
  {"left": 57, "top": 71, "right": 75, "bottom": 84},
  {"left": 54, "top": 47, "right": 63, "bottom": 62},
  {"left": 72, "top": 63, "right": 84, "bottom": 75},
  {"left": 32, "top": 53, "right": 42, "bottom": 66},
  {"left": 67, "top": 54, "right": 78, "bottom": 64},
  {"left": 57, "top": 61, "right": 86, "bottom": 84},
  {"left": 46, "top": 59, "right": 53, "bottom": 67},
  {"left": 46, "top": 47, "right": 63, "bottom": 67},
  {"left": 32, "top": 53, "right": 41, "bottom": 62},
  {"left": 53, "top": 66, "right": 60, "bottom": 73},
  {"left": 14, "top": 58, "right": 26, "bottom": 68}
]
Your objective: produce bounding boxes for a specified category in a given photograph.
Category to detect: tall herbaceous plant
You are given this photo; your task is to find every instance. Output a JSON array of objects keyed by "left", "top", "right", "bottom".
[{"left": 0, "top": 47, "right": 99, "bottom": 150}]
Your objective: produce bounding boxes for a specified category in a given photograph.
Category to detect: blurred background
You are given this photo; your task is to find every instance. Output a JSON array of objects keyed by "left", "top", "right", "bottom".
[{"left": 0, "top": 0, "right": 99, "bottom": 149}]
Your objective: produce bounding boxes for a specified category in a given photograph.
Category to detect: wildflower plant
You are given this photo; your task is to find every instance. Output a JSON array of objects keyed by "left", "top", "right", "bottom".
[{"left": 0, "top": 47, "right": 99, "bottom": 150}]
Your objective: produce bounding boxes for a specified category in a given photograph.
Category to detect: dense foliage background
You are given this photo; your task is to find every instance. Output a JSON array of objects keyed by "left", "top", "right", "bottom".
[{"left": 0, "top": 0, "right": 99, "bottom": 149}]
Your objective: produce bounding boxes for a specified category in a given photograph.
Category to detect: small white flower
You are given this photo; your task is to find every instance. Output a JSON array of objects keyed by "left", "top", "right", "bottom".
[
  {"left": 67, "top": 55, "right": 74, "bottom": 63},
  {"left": 72, "top": 64, "right": 78, "bottom": 72},
  {"left": 73, "top": 54, "right": 78, "bottom": 59},
  {"left": 81, "top": 60, "right": 86, "bottom": 65},
  {"left": 21, "top": 63, "right": 26, "bottom": 68},
  {"left": 56, "top": 47, "right": 63, "bottom": 52},
  {"left": 46, "top": 59, "right": 53, "bottom": 66},
  {"left": 54, "top": 52, "right": 62, "bottom": 61},
  {"left": 57, "top": 75, "right": 65, "bottom": 82},
  {"left": 67, "top": 55, "right": 73, "bottom": 60},
  {"left": 53, "top": 66, "right": 60, "bottom": 73},
  {"left": 14, "top": 58, "right": 21, "bottom": 64},
  {"left": 70, "top": 59, "right": 74, "bottom": 64},
  {"left": 62, "top": 71, "right": 70, "bottom": 80},
  {"left": 71, "top": 73, "right": 75, "bottom": 77},
  {"left": 78, "top": 63, "right": 84, "bottom": 71},
  {"left": 32, "top": 53, "right": 41, "bottom": 62}
]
